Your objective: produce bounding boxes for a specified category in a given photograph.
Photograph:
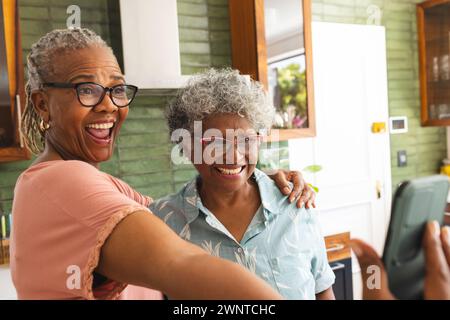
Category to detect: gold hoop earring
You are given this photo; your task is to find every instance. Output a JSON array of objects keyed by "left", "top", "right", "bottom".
[{"left": 39, "top": 120, "right": 50, "bottom": 132}]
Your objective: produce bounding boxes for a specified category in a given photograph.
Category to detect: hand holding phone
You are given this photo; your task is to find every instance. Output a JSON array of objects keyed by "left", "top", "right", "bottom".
[
  {"left": 382, "top": 175, "right": 449, "bottom": 299},
  {"left": 350, "top": 222, "right": 450, "bottom": 300},
  {"left": 422, "top": 221, "right": 450, "bottom": 299}
]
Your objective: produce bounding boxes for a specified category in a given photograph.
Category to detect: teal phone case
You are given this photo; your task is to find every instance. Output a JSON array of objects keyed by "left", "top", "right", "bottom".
[{"left": 382, "top": 175, "right": 449, "bottom": 300}]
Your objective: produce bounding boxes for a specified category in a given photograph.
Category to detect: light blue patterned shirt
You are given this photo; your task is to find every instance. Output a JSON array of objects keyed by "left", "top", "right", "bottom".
[{"left": 149, "top": 169, "right": 335, "bottom": 299}]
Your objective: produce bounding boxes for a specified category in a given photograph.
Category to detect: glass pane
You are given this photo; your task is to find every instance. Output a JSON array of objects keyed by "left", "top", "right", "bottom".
[
  {"left": 0, "top": 1, "right": 15, "bottom": 148},
  {"left": 265, "top": 0, "right": 308, "bottom": 129},
  {"left": 424, "top": 3, "right": 450, "bottom": 121}
]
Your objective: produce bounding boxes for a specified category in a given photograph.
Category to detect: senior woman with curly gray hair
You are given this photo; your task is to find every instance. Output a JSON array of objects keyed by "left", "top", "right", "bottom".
[{"left": 150, "top": 69, "right": 336, "bottom": 300}]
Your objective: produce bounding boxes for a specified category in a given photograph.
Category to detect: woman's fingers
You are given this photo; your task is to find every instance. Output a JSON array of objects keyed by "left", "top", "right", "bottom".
[
  {"left": 270, "top": 170, "right": 315, "bottom": 207},
  {"left": 422, "top": 221, "right": 450, "bottom": 300},
  {"left": 441, "top": 226, "right": 450, "bottom": 267},
  {"left": 298, "top": 186, "right": 313, "bottom": 209},
  {"left": 272, "top": 170, "right": 293, "bottom": 196},
  {"left": 283, "top": 170, "right": 313, "bottom": 207},
  {"left": 349, "top": 239, "right": 395, "bottom": 300},
  {"left": 423, "top": 221, "right": 447, "bottom": 274},
  {"left": 304, "top": 189, "right": 316, "bottom": 209}
]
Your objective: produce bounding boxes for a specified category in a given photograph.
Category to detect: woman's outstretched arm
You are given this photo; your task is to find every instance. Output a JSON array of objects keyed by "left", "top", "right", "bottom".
[{"left": 96, "top": 211, "right": 282, "bottom": 300}]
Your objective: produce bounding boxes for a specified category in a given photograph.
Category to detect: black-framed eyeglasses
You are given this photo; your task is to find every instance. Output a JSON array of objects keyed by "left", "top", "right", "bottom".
[{"left": 42, "top": 82, "right": 139, "bottom": 108}]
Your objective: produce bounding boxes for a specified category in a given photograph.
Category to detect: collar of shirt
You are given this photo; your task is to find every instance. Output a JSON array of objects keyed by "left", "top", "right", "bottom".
[{"left": 180, "top": 168, "right": 291, "bottom": 225}]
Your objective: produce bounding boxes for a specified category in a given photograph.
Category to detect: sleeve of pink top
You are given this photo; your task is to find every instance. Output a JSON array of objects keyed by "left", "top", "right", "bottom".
[
  {"left": 32, "top": 161, "right": 160, "bottom": 300},
  {"left": 109, "top": 176, "right": 154, "bottom": 207}
]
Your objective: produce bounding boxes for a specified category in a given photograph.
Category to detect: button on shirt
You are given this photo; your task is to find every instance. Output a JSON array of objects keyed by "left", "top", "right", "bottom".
[{"left": 149, "top": 169, "right": 335, "bottom": 299}]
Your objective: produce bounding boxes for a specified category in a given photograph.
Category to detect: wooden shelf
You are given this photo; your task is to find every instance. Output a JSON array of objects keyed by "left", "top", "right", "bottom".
[
  {"left": 426, "top": 36, "right": 450, "bottom": 46},
  {"left": 428, "top": 79, "right": 450, "bottom": 86}
]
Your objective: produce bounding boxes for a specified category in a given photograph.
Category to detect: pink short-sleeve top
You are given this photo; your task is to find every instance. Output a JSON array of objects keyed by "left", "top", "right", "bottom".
[{"left": 10, "top": 160, "right": 163, "bottom": 300}]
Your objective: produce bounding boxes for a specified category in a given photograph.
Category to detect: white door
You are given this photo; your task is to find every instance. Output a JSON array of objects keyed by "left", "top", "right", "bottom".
[{"left": 288, "top": 22, "right": 392, "bottom": 299}]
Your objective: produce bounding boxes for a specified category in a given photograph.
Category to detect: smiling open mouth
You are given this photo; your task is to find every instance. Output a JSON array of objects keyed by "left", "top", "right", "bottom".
[
  {"left": 85, "top": 122, "right": 115, "bottom": 145},
  {"left": 214, "top": 166, "right": 246, "bottom": 176}
]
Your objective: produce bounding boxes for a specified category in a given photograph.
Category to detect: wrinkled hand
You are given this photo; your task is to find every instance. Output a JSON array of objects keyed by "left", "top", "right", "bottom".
[
  {"left": 349, "top": 221, "right": 450, "bottom": 300},
  {"left": 423, "top": 221, "right": 450, "bottom": 299},
  {"left": 267, "top": 169, "right": 316, "bottom": 209}
]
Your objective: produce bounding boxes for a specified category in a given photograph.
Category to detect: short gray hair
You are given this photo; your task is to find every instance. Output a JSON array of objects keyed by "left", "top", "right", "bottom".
[
  {"left": 22, "top": 28, "right": 113, "bottom": 154},
  {"left": 166, "top": 68, "right": 275, "bottom": 136}
]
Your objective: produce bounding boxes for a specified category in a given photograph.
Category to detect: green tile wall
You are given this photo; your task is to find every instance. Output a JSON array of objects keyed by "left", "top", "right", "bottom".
[
  {"left": 311, "top": 0, "right": 447, "bottom": 190},
  {"left": 178, "top": 0, "right": 231, "bottom": 74},
  {"left": 112, "top": 89, "right": 203, "bottom": 199}
]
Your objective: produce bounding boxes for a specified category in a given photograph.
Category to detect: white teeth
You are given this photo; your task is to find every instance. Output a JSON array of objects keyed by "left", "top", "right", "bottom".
[
  {"left": 216, "top": 167, "right": 243, "bottom": 175},
  {"left": 86, "top": 122, "right": 114, "bottom": 130}
]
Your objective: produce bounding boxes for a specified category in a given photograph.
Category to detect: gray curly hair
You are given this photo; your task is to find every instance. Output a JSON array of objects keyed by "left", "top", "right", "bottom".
[
  {"left": 22, "top": 28, "right": 113, "bottom": 154},
  {"left": 166, "top": 68, "right": 275, "bottom": 137}
]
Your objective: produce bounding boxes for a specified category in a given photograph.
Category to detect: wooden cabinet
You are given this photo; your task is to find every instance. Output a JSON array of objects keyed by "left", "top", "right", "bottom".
[
  {"left": 0, "top": 0, "right": 29, "bottom": 162},
  {"left": 325, "top": 232, "right": 353, "bottom": 300},
  {"left": 418, "top": 0, "right": 450, "bottom": 126}
]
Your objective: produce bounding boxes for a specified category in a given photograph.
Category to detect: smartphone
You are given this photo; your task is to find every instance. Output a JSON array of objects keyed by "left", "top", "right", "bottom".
[{"left": 382, "top": 175, "right": 449, "bottom": 300}]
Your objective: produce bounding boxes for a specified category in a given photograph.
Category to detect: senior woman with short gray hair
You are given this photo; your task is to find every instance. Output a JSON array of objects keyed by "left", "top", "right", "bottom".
[{"left": 150, "top": 68, "right": 336, "bottom": 300}]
